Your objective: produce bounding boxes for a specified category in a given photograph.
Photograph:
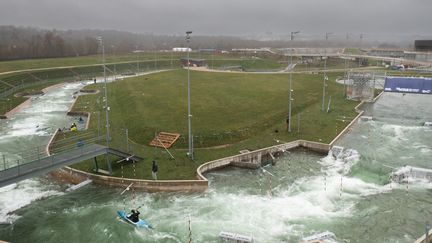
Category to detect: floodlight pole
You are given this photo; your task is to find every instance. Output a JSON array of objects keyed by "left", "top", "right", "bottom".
[
  {"left": 98, "top": 37, "right": 112, "bottom": 174},
  {"left": 322, "top": 53, "right": 328, "bottom": 112},
  {"left": 288, "top": 49, "right": 293, "bottom": 132},
  {"left": 288, "top": 31, "right": 299, "bottom": 132},
  {"left": 186, "top": 31, "right": 194, "bottom": 160}
]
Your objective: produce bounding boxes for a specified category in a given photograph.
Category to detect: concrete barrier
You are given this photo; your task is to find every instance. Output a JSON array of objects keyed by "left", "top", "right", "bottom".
[
  {"left": 48, "top": 139, "right": 330, "bottom": 192},
  {"left": 50, "top": 166, "right": 208, "bottom": 193}
]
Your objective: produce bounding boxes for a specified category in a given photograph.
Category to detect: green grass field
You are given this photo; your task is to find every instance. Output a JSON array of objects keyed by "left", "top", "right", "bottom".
[
  {"left": 0, "top": 59, "right": 184, "bottom": 115},
  {"left": 66, "top": 69, "right": 359, "bottom": 179},
  {"left": 0, "top": 52, "right": 266, "bottom": 73}
]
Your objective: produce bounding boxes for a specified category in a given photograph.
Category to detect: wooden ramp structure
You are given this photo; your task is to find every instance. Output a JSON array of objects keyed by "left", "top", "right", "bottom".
[{"left": 150, "top": 132, "right": 180, "bottom": 148}]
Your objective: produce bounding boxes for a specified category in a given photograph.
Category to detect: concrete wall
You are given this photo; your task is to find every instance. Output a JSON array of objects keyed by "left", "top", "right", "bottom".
[
  {"left": 197, "top": 140, "right": 329, "bottom": 181},
  {"left": 50, "top": 167, "right": 208, "bottom": 193},
  {"left": 329, "top": 91, "right": 383, "bottom": 146},
  {"left": 49, "top": 139, "right": 330, "bottom": 192}
]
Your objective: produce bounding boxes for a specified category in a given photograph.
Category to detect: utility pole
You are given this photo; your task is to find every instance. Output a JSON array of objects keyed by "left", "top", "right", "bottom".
[
  {"left": 325, "top": 32, "right": 333, "bottom": 40},
  {"left": 97, "top": 36, "right": 112, "bottom": 174},
  {"left": 186, "top": 31, "right": 194, "bottom": 160}
]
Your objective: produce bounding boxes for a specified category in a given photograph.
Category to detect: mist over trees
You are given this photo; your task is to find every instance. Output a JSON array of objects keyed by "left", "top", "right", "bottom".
[{"left": 0, "top": 25, "right": 409, "bottom": 61}]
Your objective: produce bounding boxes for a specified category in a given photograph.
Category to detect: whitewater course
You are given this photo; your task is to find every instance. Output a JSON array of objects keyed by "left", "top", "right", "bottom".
[{"left": 0, "top": 76, "right": 431, "bottom": 243}]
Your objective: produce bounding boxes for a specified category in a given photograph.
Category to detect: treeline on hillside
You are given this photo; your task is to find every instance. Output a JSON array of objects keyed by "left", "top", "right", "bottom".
[
  {"left": 0, "top": 25, "right": 406, "bottom": 61},
  {"left": 0, "top": 26, "right": 101, "bottom": 60}
]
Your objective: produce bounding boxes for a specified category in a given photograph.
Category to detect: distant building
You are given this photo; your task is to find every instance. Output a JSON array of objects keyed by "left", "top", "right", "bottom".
[
  {"left": 415, "top": 40, "right": 432, "bottom": 51},
  {"left": 180, "top": 58, "right": 206, "bottom": 67},
  {"left": 231, "top": 48, "right": 274, "bottom": 54},
  {"left": 404, "top": 51, "right": 432, "bottom": 62},
  {"left": 172, "top": 47, "right": 192, "bottom": 52},
  {"left": 367, "top": 49, "right": 405, "bottom": 58}
]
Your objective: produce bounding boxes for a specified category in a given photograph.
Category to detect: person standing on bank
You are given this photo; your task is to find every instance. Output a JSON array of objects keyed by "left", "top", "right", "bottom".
[{"left": 152, "top": 160, "right": 158, "bottom": 180}]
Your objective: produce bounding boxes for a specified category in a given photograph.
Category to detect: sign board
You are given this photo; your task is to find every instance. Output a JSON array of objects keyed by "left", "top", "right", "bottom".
[{"left": 384, "top": 77, "right": 432, "bottom": 94}]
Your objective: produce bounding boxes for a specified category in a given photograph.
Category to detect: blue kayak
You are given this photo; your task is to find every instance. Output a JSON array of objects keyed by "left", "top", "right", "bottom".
[{"left": 117, "top": 210, "right": 153, "bottom": 229}]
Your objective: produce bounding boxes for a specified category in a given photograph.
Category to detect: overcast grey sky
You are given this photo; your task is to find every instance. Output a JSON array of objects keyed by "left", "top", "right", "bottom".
[{"left": 1, "top": 0, "right": 431, "bottom": 36}]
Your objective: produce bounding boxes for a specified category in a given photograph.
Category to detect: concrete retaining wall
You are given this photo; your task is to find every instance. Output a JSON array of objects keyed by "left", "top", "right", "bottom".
[
  {"left": 50, "top": 166, "right": 209, "bottom": 192},
  {"left": 197, "top": 140, "right": 329, "bottom": 181},
  {"left": 49, "top": 139, "right": 330, "bottom": 192}
]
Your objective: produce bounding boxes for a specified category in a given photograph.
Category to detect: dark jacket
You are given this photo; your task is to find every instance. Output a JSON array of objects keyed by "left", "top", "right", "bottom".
[
  {"left": 128, "top": 209, "right": 140, "bottom": 223},
  {"left": 152, "top": 161, "right": 158, "bottom": 173}
]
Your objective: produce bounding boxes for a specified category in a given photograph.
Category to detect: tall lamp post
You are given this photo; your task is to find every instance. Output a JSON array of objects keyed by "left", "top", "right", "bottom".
[
  {"left": 97, "top": 36, "right": 112, "bottom": 174},
  {"left": 288, "top": 31, "right": 299, "bottom": 132},
  {"left": 186, "top": 31, "right": 194, "bottom": 159},
  {"left": 288, "top": 48, "right": 294, "bottom": 132},
  {"left": 322, "top": 52, "right": 328, "bottom": 112}
]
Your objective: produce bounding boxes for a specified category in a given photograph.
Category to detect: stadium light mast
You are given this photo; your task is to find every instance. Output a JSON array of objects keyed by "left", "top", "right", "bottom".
[
  {"left": 186, "top": 31, "right": 194, "bottom": 160},
  {"left": 322, "top": 51, "right": 328, "bottom": 112},
  {"left": 288, "top": 31, "right": 299, "bottom": 132},
  {"left": 288, "top": 48, "right": 294, "bottom": 132},
  {"left": 97, "top": 36, "right": 112, "bottom": 174}
]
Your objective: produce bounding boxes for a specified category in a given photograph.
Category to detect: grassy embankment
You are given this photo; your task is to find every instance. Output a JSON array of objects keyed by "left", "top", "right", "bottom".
[
  {"left": 0, "top": 59, "right": 185, "bottom": 115},
  {"left": 0, "top": 52, "right": 290, "bottom": 115},
  {"left": 61, "top": 69, "right": 359, "bottom": 180},
  {"left": 0, "top": 52, "right": 280, "bottom": 73}
]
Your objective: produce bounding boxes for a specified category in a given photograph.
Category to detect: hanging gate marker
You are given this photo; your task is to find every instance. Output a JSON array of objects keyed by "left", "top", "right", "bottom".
[{"left": 324, "top": 175, "right": 327, "bottom": 192}]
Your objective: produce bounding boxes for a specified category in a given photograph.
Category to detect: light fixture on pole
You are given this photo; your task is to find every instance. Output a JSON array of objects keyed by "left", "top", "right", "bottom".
[
  {"left": 290, "top": 31, "right": 300, "bottom": 41},
  {"left": 288, "top": 48, "right": 294, "bottom": 132},
  {"left": 186, "top": 31, "right": 194, "bottom": 160},
  {"left": 287, "top": 31, "right": 299, "bottom": 132},
  {"left": 97, "top": 36, "right": 112, "bottom": 174},
  {"left": 322, "top": 53, "right": 328, "bottom": 112}
]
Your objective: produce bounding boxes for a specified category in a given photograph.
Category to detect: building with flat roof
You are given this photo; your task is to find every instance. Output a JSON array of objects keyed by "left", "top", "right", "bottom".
[
  {"left": 172, "top": 47, "right": 192, "bottom": 52},
  {"left": 415, "top": 40, "right": 432, "bottom": 51}
]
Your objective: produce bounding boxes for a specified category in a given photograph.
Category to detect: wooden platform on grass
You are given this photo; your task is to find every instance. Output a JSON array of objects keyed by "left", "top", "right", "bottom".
[{"left": 149, "top": 132, "right": 180, "bottom": 148}]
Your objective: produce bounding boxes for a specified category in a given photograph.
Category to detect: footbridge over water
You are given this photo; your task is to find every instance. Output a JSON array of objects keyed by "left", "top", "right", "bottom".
[{"left": 0, "top": 144, "right": 141, "bottom": 188}]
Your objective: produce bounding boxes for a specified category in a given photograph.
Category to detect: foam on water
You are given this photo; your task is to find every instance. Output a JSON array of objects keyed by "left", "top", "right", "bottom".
[{"left": 0, "top": 179, "right": 63, "bottom": 223}]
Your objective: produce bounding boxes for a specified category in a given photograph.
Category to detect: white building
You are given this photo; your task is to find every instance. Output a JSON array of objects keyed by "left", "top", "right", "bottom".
[{"left": 172, "top": 47, "right": 192, "bottom": 52}]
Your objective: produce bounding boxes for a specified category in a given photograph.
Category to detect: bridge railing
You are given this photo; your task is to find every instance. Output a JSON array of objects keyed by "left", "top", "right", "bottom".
[
  {"left": 0, "top": 142, "right": 98, "bottom": 172},
  {"left": 0, "top": 143, "right": 108, "bottom": 186},
  {"left": 0, "top": 131, "right": 100, "bottom": 172}
]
